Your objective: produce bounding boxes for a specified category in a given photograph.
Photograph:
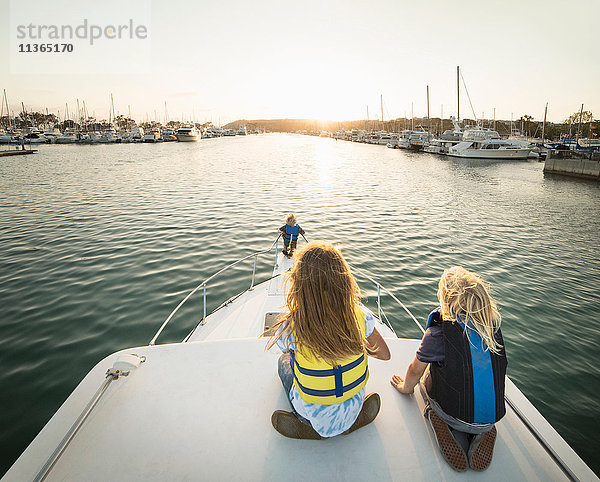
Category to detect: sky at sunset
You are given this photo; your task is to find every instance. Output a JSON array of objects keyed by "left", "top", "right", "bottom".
[{"left": 1, "top": 0, "right": 598, "bottom": 124}]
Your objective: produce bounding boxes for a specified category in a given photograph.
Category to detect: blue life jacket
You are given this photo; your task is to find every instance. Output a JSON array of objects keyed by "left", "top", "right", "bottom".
[
  {"left": 284, "top": 224, "right": 300, "bottom": 244},
  {"left": 426, "top": 308, "right": 507, "bottom": 424}
]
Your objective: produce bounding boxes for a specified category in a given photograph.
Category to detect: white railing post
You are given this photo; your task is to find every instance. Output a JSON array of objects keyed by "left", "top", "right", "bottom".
[
  {"left": 202, "top": 283, "right": 207, "bottom": 323},
  {"left": 377, "top": 284, "right": 381, "bottom": 321},
  {"left": 250, "top": 254, "right": 257, "bottom": 290}
]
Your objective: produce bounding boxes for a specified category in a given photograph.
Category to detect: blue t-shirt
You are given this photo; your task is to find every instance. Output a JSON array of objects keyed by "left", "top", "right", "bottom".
[
  {"left": 416, "top": 326, "right": 445, "bottom": 363},
  {"left": 275, "top": 306, "right": 375, "bottom": 437}
]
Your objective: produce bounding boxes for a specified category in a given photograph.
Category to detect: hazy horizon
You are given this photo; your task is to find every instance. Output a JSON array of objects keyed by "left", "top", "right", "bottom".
[{"left": 1, "top": 0, "right": 598, "bottom": 125}]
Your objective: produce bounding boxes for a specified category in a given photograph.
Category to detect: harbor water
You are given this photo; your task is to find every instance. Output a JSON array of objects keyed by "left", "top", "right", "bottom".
[{"left": 0, "top": 134, "right": 598, "bottom": 476}]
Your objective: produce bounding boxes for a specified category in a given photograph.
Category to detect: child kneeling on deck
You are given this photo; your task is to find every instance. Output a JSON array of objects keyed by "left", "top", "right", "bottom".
[
  {"left": 267, "top": 242, "right": 391, "bottom": 439},
  {"left": 391, "top": 267, "right": 507, "bottom": 472}
]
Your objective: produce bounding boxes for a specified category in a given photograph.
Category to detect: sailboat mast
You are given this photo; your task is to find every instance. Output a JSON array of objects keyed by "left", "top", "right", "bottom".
[
  {"left": 1, "top": 89, "right": 8, "bottom": 130},
  {"left": 426, "top": 85, "right": 430, "bottom": 133},
  {"left": 541, "top": 103, "right": 548, "bottom": 141},
  {"left": 366, "top": 105, "right": 369, "bottom": 132},
  {"left": 411, "top": 102, "right": 414, "bottom": 131},
  {"left": 511, "top": 112, "right": 514, "bottom": 136},
  {"left": 457, "top": 66, "right": 460, "bottom": 123},
  {"left": 6, "top": 91, "right": 10, "bottom": 130},
  {"left": 380, "top": 94, "right": 384, "bottom": 131},
  {"left": 110, "top": 93, "right": 116, "bottom": 127},
  {"left": 576, "top": 103, "right": 584, "bottom": 143},
  {"left": 83, "top": 101, "right": 88, "bottom": 131}
]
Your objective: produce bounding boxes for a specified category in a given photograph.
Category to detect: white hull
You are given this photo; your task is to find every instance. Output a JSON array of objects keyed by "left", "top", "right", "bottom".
[
  {"left": 175, "top": 134, "right": 200, "bottom": 142},
  {"left": 55, "top": 137, "right": 77, "bottom": 144},
  {"left": 448, "top": 148, "right": 531, "bottom": 160},
  {"left": 424, "top": 145, "right": 445, "bottom": 154}
]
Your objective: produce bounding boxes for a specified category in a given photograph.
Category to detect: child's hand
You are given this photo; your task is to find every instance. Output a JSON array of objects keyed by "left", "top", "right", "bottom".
[{"left": 391, "top": 374, "right": 414, "bottom": 394}]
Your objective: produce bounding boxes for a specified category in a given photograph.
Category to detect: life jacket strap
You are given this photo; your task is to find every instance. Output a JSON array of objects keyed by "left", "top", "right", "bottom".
[
  {"left": 291, "top": 365, "right": 368, "bottom": 398},
  {"left": 290, "top": 351, "right": 366, "bottom": 399},
  {"left": 292, "top": 352, "right": 365, "bottom": 376}
]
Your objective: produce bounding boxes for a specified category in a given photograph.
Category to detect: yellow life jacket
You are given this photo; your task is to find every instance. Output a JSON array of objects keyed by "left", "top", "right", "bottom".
[{"left": 291, "top": 307, "right": 369, "bottom": 405}]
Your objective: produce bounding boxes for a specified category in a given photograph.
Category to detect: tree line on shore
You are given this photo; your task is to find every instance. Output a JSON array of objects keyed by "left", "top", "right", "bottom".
[{"left": 0, "top": 111, "right": 214, "bottom": 133}]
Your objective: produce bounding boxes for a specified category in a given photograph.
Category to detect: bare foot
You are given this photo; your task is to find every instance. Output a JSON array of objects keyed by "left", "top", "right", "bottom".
[{"left": 390, "top": 374, "right": 414, "bottom": 394}]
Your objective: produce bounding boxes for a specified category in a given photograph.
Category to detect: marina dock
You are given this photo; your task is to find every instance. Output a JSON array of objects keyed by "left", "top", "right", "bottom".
[
  {"left": 0, "top": 149, "right": 36, "bottom": 157},
  {"left": 544, "top": 149, "right": 600, "bottom": 180}
]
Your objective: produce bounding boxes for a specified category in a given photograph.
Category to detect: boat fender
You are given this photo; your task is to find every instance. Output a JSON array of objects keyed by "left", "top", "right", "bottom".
[{"left": 112, "top": 354, "right": 146, "bottom": 375}]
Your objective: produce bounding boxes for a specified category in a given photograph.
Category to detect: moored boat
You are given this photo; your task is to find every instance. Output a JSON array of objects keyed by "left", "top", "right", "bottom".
[
  {"left": 129, "top": 125, "right": 145, "bottom": 143},
  {"left": 176, "top": 126, "right": 201, "bottom": 142},
  {"left": 142, "top": 129, "right": 159, "bottom": 143},
  {"left": 3, "top": 236, "right": 596, "bottom": 481},
  {"left": 54, "top": 130, "right": 80, "bottom": 144},
  {"left": 448, "top": 127, "right": 531, "bottom": 160},
  {"left": 397, "top": 128, "right": 432, "bottom": 150}
]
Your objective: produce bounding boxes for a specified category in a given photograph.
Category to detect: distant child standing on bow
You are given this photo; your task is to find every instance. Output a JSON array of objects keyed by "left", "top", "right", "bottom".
[
  {"left": 391, "top": 267, "right": 507, "bottom": 472},
  {"left": 279, "top": 213, "right": 305, "bottom": 258}
]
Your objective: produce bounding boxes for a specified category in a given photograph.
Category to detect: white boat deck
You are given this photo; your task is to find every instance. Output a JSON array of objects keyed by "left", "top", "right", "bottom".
[{"left": 5, "top": 337, "right": 593, "bottom": 481}]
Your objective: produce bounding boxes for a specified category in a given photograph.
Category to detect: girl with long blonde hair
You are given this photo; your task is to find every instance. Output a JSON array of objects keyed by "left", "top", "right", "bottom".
[
  {"left": 391, "top": 267, "right": 507, "bottom": 472},
  {"left": 267, "top": 241, "right": 390, "bottom": 439}
]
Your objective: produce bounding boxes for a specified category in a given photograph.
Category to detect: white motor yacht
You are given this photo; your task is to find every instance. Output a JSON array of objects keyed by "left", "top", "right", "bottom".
[
  {"left": 397, "top": 129, "right": 432, "bottom": 150},
  {"left": 160, "top": 128, "right": 177, "bottom": 142},
  {"left": 42, "top": 128, "right": 61, "bottom": 144},
  {"left": 424, "top": 137, "right": 462, "bottom": 155},
  {"left": 129, "top": 126, "right": 144, "bottom": 143},
  {"left": 0, "top": 130, "right": 12, "bottom": 144},
  {"left": 377, "top": 132, "right": 395, "bottom": 146},
  {"left": 385, "top": 133, "right": 400, "bottom": 148},
  {"left": 366, "top": 132, "right": 383, "bottom": 144},
  {"left": 3, "top": 236, "right": 596, "bottom": 481},
  {"left": 96, "top": 127, "right": 117, "bottom": 144},
  {"left": 142, "top": 129, "right": 159, "bottom": 143},
  {"left": 23, "top": 130, "right": 50, "bottom": 144},
  {"left": 55, "top": 130, "right": 79, "bottom": 144},
  {"left": 353, "top": 130, "right": 368, "bottom": 143},
  {"left": 448, "top": 127, "right": 531, "bottom": 160},
  {"left": 176, "top": 126, "right": 201, "bottom": 142},
  {"left": 237, "top": 126, "right": 248, "bottom": 136}
]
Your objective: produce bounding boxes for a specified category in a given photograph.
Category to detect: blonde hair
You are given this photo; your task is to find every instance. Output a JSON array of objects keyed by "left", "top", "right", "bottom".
[
  {"left": 285, "top": 213, "right": 297, "bottom": 226},
  {"left": 437, "top": 266, "right": 502, "bottom": 354},
  {"left": 266, "top": 242, "right": 365, "bottom": 365}
]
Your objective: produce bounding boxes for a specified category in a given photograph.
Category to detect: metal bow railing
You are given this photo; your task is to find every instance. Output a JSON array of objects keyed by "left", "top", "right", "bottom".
[
  {"left": 149, "top": 234, "right": 282, "bottom": 345},
  {"left": 350, "top": 266, "right": 424, "bottom": 337}
]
